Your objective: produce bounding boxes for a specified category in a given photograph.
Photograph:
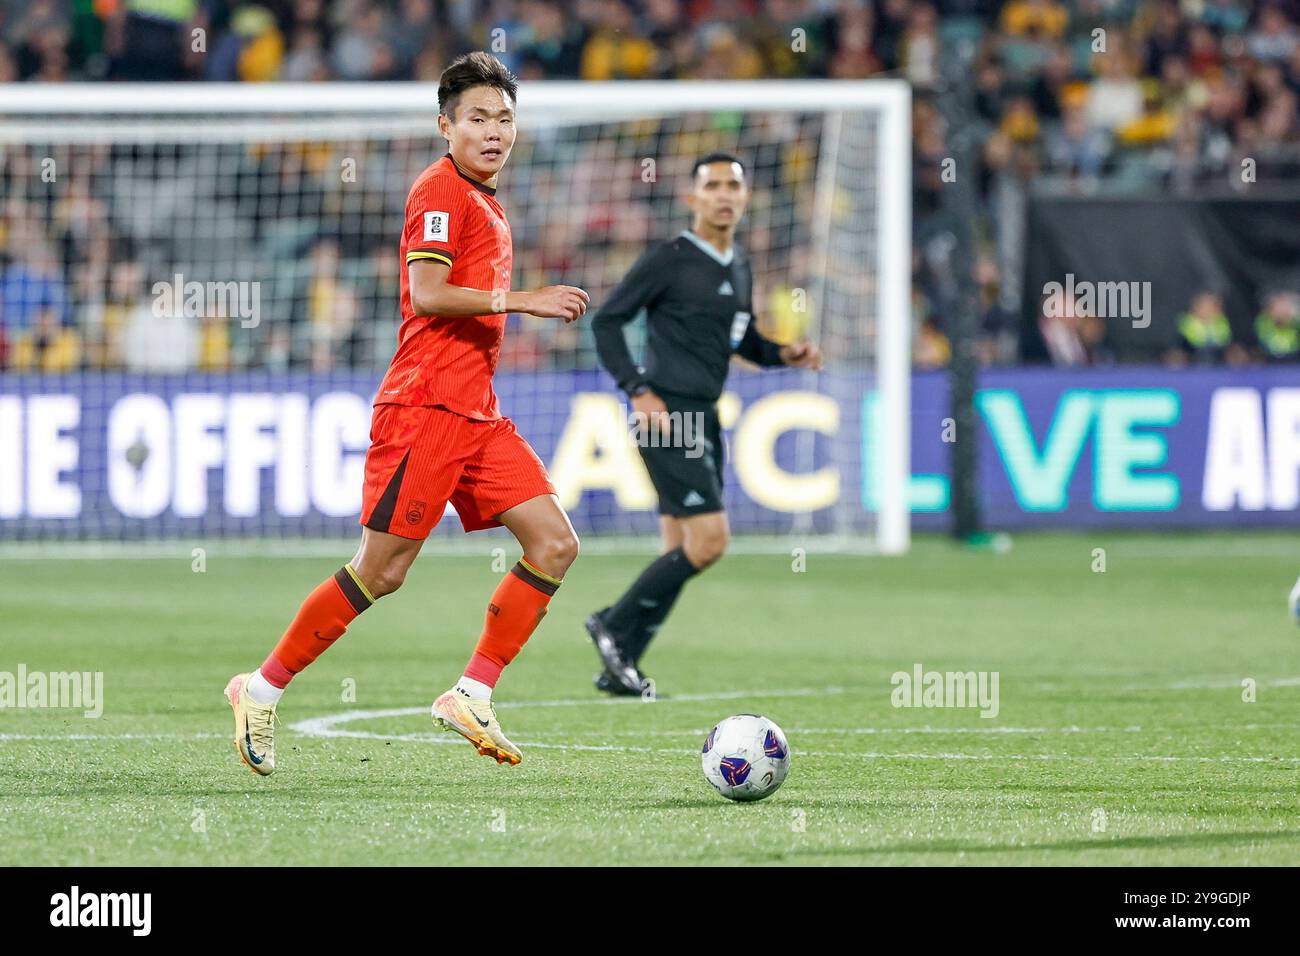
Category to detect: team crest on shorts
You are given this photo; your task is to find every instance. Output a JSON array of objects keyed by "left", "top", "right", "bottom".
[{"left": 406, "top": 500, "right": 426, "bottom": 524}]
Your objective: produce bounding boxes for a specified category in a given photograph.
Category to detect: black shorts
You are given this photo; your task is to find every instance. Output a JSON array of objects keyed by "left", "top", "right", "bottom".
[{"left": 635, "top": 391, "right": 725, "bottom": 517}]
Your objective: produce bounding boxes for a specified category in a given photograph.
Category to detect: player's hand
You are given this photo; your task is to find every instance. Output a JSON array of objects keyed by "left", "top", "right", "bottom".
[
  {"left": 780, "top": 340, "right": 824, "bottom": 370},
  {"left": 631, "top": 389, "right": 671, "bottom": 441},
  {"left": 525, "top": 285, "right": 589, "bottom": 323}
]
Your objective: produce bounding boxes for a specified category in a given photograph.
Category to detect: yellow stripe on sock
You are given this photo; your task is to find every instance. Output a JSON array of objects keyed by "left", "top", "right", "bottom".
[
  {"left": 520, "top": 558, "right": 563, "bottom": 588},
  {"left": 344, "top": 564, "right": 378, "bottom": 605}
]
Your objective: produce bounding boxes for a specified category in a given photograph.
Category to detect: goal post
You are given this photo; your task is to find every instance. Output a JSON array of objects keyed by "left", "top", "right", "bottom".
[{"left": 0, "top": 81, "right": 910, "bottom": 553}]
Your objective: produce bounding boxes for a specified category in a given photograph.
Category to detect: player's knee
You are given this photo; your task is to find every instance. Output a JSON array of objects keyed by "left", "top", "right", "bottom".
[
  {"left": 700, "top": 537, "right": 728, "bottom": 567},
  {"left": 554, "top": 529, "right": 581, "bottom": 572},
  {"left": 533, "top": 529, "right": 579, "bottom": 575},
  {"left": 368, "top": 563, "right": 409, "bottom": 598},
  {"left": 686, "top": 526, "right": 728, "bottom": 568}
]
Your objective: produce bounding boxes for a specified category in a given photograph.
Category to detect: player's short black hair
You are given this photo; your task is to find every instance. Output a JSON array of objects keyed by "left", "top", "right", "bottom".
[
  {"left": 692, "top": 152, "right": 746, "bottom": 179},
  {"left": 438, "top": 52, "right": 518, "bottom": 120}
]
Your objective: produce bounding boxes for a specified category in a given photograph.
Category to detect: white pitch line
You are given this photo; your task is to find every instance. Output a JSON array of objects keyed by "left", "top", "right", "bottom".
[
  {"left": 287, "top": 707, "right": 1300, "bottom": 764},
  {"left": 4, "top": 685, "right": 1296, "bottom": 767},
  {"left": 1124, "top": 676, "right": 1300, "bottom": 691},
  {"left": 514, "top": 726, "right": 1146, "bottom": 737},
  {"left": 787, "top": 723, "right": 1294, "bottom": 734},
  {"left": 828, "top": 752, "right": 1300, "bottom": 764},
  {"left": 2, "top": 724, "right": 1296, "bottom": 763},
  {"left": 0, "top": 687, "right": 852, "bottom": 743},
  {"left": 784, "top": 725, "right": 1148, "bottom": 735},
  {"left": 9, "top": 723, "right": 1292, "bottom": 743},
  {"left": 492, "top": 722, "right": 1300, "bottom": 738},
  {"left": 287, "top": 686, "right": 850, "bottom": 739}
]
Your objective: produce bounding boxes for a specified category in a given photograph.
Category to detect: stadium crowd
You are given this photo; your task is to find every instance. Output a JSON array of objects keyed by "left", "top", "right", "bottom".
[{"left": 1, "top": 0, "right": 1298, "bottom": 372}]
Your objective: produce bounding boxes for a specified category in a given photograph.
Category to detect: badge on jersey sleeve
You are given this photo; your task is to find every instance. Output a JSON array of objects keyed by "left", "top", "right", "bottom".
[
  {"left": 729, "top": 310, "right": 752, "bottom": 349},
  {"left": 423, "top": 211, "right": 450, "bottom": 243}
]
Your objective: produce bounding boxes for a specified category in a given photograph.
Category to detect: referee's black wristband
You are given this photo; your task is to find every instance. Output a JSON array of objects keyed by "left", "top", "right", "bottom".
[{"left": 622, "top": 369, "right": 650, "bottom": 397}]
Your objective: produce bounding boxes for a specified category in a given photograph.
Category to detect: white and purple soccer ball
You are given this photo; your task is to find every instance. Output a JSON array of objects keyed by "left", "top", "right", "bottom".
[{"left": 701, "top": 714, "right": 791, "bottom": 802}]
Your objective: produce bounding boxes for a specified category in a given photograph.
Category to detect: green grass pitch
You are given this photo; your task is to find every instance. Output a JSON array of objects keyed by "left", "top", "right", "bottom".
[{"left": 1, "top": 532, "right": 1297, "bottom": 866}]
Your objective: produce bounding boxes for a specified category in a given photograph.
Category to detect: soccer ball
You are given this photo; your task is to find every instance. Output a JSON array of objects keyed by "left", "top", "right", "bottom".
[{"left": 701, "top": 714, "right": 791, "bottom": 802}]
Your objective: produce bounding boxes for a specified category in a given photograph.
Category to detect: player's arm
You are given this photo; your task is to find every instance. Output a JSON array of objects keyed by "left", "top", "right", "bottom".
[
  {"left": 735, "top": 315, "right": 824, "bottom": 370},
  {"left": 403, "top": 176, "right": 587, "bottom": 322},
  {"left": 408, "top": 260, "right": 588, "bottom": 322},
  {"left": 593, "top": 244, "right": 671, "bottom": 396}
]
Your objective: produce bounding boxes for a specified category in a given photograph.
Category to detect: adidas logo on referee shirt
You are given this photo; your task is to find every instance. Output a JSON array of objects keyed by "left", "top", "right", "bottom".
[
  {"left": 683, "top": 491, "right": 706, "bottom": 507},
  {"left": 717, "top": 280, "right": 733, "bottom": 295}
]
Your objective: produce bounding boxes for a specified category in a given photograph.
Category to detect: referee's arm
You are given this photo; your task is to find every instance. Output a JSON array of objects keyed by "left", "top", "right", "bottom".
[
  {"left": 734, "top": 316, "right": 824, "bottom": 370},
  {"left": 734, "top": 315, "right": 786, "bottom": 367},
  {"left": 593, "top": 246, "right": 668, "bottom": 395}
]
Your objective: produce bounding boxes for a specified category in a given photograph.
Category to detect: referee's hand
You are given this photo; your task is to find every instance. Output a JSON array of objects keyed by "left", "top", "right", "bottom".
[
  {"left": 523, "top": 285, "right": 589, "bottom": 323},
  {"left": 631, "top": 389, "right": 672, "bottom": 440},
  {"left": 780, "top": 340, "right": 824, "bottom": 370}
]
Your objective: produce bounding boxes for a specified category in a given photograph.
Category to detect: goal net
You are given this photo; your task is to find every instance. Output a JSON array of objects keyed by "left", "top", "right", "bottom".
[{"left": 0, "top": 82, "right": 909, "bottom": 553}]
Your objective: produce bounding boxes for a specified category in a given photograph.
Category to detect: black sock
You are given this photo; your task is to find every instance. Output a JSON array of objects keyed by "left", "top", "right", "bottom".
[
  {"left": 603, "top": 547, "right": 700, "bottom": 660},
  {"left": 622, "top": 582, "right": 687, "bottom": 664}
]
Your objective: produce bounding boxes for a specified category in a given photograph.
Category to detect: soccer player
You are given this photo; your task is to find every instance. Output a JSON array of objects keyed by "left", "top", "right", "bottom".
[
  {"left": 587, "top": 153, "right": 823, "bottom": 695},
  {"left": 224, "top": 52, "right": 590, "bottom": 774}
]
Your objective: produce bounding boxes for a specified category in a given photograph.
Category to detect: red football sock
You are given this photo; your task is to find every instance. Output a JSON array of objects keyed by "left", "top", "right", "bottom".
[
  {"left": 463, "top": 557, "right": 561, "bottom": 687},
  {"left": 261, "top": 565, "right": 376, "bottom": 688}
]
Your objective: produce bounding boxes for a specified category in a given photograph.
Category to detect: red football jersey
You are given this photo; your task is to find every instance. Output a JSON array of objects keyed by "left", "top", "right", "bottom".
[{"left": 377, "top": 153, "right": 513, "bottom": 420}]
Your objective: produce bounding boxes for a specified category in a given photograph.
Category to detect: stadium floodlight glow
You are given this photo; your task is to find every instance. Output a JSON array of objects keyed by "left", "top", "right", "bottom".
[{"left": 0, "top": 81, "right": 910, "bottom": 554}]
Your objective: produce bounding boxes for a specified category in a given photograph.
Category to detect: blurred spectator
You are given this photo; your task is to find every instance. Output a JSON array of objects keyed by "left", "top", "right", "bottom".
[
  {"left": 580, "top": 0, "right": 657, "bottom": 79},
  {"left": 206, "top": 5, "right": 284, "bottom": 82},
  {"left": 105, "top": 0, "right": 200, "bottom": 81},
  {"left": 124, "top": 299, "right": 199, "bottom": 372},
  {"left": 3, "top": 0, "right": 1300, "bottom": 372},
  {"left": 1143, "top": 1, "right": 1187, "bottom": 77},
  {"left": 1000, "top": 0, "right": 1069, "bottom": 41},
  {"left": 1047, "top": 104, "right": 1111, "bottom": 181},
  {"left": 1166, "top": 291, "right": 1250, "bottom": 365},
  {"left": 1247, "top": 4, "right": 1297, "bottom": 62},
  {"left": 1186, "top": 24, "right": 1223, "bottom": 78},
  {"left": 912, "top": 287, "right": 951, "bottom": 369},
  {"left": 826, "top": 1, "right": 883, "bottom": 78},
  {"left": 1085, "top": 47, "right": 1145, "bottom": 132},
  {"left": 1254, "top": 290, "right": 1300, "bottom": 360},
  {"left": 0, "top": 214, "right": 73, "bottom": 370},
  {"left": 900, "top": 2, "right": 940, "bottom": 90},
  {"left": 758, "top": 0, "right": 830, "bottom": 78},
  {"left": 914, "top": 318, "right": 951, "bottom": 368},
  {"left": 1078, "top": 312, "right": 1114, "bottom": 365},
  {"left": 280, "top": 24, "right": 329, "bottom": 81},
  {"left": 1203, "top": 0, "right": 1251, "bottom": 35},
  {"left": 332, "top": 1, "right": 396, "bottom": 80},
  {"left": 518, "top": 0, "right": 586, "bottom": 78},
  {"left": 10, "top": 0, "right": 71, "bottom": 81},
  {"left": 1117, "top": 83, "right": 1178, "bottom": 145},
  {"left": 975, "top": 256, "right": 1017, "bottom": 366},
  {"left": 1001, "top": 95, "right": 1042, "bottom": 143},
  {"left": 1039, "top": 290, "right": 1093, "bottom": 366}
]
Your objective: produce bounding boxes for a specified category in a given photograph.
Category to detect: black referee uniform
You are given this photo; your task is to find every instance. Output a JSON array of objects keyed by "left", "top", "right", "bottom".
[
  {"left": 593, "top": 228, "right": 785, "bottom": 516},
  {"left": 585, "top": 227, "right": 788, "bottom": 693}
]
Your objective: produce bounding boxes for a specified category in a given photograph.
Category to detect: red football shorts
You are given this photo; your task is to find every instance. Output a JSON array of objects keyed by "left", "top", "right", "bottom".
[{"left": 360, "top": 403, "right": 556, "bottom": 539}]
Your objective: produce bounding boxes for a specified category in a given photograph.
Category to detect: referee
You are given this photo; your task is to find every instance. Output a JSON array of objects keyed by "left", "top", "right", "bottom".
[{"left": 587, "top": 152, "right": 824, "bottom": 695}]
